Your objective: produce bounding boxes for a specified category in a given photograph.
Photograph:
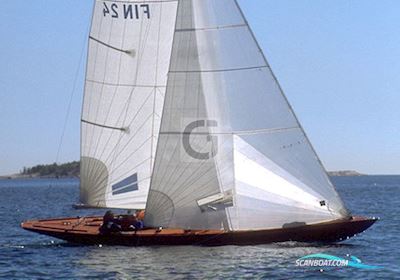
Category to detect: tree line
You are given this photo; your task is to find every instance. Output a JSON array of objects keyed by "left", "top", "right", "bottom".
[{"left": 21, "top": 161, "right": 80, "bottom": 177}]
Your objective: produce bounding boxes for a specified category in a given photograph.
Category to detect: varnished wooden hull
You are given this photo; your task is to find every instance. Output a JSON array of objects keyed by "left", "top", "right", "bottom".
[{"left": 21, "top": 216, "right": 376, "bottom": 246}]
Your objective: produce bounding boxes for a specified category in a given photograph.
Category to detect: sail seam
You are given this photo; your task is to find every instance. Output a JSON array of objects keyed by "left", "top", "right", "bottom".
[
  {"left": 95, "top": 88, "right": 153, "bottom": 168},
  {"left": 169, "top": 65, "right": 267, "bottom": 73},
  {"left": 86, "top": 79, "right": 167, "bottom": 88},
  {"left": 159, "top": 126, "right": 300, "bottom": 136},
  {"left": 175, "top": 23, "right": 247, "bottom": 32},
  {"left": 102, "top": 113, "right": 154, "bottom": 167}
]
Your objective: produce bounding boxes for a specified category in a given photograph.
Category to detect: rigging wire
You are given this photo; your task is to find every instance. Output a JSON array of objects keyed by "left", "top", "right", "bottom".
[{"left": 55, "top": 27, "right": 89, "bottom": 164}]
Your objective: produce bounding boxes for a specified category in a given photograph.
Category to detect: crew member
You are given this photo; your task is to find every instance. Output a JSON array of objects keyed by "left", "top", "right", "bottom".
[{"left": 99, "top": 210, "right": 121, "bottom": 234}]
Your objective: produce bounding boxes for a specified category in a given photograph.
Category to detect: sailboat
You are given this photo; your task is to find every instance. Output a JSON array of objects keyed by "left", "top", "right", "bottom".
[{"left": 22, "top": 0, "right": 376, "bottom": 245}]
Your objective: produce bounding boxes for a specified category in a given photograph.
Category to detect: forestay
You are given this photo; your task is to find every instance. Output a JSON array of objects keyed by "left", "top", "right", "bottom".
[
  {"left": 145, "top": 0, "right": 350, "bottom": 230},
  {"left": 80, "top": 0, "right": 178, "bottom": 209}
]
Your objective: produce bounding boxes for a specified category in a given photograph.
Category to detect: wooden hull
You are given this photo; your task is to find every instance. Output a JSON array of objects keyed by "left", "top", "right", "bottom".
[{"left": 21, "top": 216, "right": 376, "bottom": 246}]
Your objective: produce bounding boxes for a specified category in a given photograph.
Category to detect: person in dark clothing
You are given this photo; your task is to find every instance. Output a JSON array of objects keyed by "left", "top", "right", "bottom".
[
  {"left": 103, "top": 210, "right": 114, "bottom": 224},
  {"left": 99, "top": 210, "right": 121, "bottom": 234}
]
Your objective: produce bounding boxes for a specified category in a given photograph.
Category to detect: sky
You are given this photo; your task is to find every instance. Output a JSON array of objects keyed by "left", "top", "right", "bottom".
[{"left": 0, "top": 0, "right": 399, "bottom": 175}]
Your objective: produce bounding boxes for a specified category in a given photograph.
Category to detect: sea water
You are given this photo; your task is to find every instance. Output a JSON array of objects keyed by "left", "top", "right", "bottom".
[{"left": 0, "top": 176, "right": 398, "bottom": 279}]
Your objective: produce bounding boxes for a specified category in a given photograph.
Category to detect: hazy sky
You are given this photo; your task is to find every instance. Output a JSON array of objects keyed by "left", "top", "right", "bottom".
[{"left": 0, "top": 0, "right": 399, "bottom": 175}]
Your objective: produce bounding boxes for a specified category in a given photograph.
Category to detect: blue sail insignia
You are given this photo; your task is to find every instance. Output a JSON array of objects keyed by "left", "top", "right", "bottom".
[{"left": 112, "top": 173, "right": 138, "bottom": 195}]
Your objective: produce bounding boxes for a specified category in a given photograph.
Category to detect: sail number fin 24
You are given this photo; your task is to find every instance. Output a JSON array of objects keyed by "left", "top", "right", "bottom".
[{"left": 103, "top": 2, "right": 150, "bottom": 19}]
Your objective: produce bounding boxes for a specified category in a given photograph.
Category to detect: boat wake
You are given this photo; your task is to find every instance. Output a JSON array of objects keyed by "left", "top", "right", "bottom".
[
  {"left": 270, "top": 241, "right": 357, "bottom": 249},
  {"left": 0, "top": 241, "right": 81, "bottom": 249}
]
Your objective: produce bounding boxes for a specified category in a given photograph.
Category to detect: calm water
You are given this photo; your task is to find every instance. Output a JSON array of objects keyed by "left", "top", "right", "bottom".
[{"left": 0, "top": 176, "right": 398, "bottom": 279}]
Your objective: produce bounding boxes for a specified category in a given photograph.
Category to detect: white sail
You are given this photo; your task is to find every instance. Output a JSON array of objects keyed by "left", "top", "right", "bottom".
[
  {"left": 145, "top": 0, "right": 349, "bottom": 229},
  {"left": 80, "top": 0, "right": 178, "bottom": 209}
]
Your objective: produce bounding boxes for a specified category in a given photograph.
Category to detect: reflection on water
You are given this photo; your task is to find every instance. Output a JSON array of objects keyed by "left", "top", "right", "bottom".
[{"left": 76, "top": 242, "right": 360, "bottom": 279}]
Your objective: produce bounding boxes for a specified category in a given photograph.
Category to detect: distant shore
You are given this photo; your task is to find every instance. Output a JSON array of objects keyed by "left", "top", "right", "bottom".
[
  {"left": 0, "top": 174, "right": 79, "bottom": 180},
  {"left": 0, "top": 161, "right": 79, "bottom": 180},
  {"left": 327, "top": 170, "right": 365, "bottom": 177},
  {"left": 1, "top": 172, "right": 363, "bottom": 180},
  {"left": 1, "top": 161, "right": 366, "bottom": 180}
]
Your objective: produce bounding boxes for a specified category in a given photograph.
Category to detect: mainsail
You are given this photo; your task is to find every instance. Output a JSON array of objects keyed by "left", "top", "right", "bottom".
[
  {"left": 80, "top": 0, "right": 178, "bottom": 209},
  {"left": 144, "top": 0, "right": 350, "bottom": 230}
]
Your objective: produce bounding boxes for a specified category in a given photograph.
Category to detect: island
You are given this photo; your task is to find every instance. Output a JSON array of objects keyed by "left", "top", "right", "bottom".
[
  {"left": 327, "top": 170, "right": 364, "bottom": 176},
  {"left": 0, "top": 162, "right": 365, "bottom": 179},
  {"left": 0, "top": 161, "right": 80, "bottom": 179}
]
